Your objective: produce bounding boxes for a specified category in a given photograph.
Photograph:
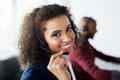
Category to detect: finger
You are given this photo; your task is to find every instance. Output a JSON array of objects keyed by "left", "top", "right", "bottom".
[
  {"left": 48, "top": 57, "right": 65, "bottom": 70},
  {"left": 52, "top": 51, "right": 63, "bottom": 57},
  {"left": 49, "top": 51, "right": 63, "bottom": 63},
  {"left": 57, "top": 58, "right": 66, "bottom": 68},
  {"left": 53, "top": 57, "right": 61, "bottom": 64},
  {"left": 54, "top": 56, "right": 65, "bottom": 65}
]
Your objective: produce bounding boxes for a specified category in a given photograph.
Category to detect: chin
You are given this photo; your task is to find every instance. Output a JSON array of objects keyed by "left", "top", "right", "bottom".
[
  {"left": 89, "top": 35, "right": 94, "bottom": 39},
  {"left": 90, "top": 37, "right": 94, "bottom": 39}
]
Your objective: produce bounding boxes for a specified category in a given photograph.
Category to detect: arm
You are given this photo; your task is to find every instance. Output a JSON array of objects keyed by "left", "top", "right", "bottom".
[
  {"left": 70, "top": 48, "right": 120, "bottom": 80},
  {"left": 91, "top": 45, "right": 120, "bottom": 63},
  {"left": 96, "top": 51, "right": 120, "bottom": 63},
  {"left": 72, "top": 49, "right": 111, "bottom": 80}
]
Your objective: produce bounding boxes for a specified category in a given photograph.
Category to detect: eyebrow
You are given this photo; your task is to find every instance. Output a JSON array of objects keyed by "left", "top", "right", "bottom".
[
  {"left": 66, "top": 24, "right": 71, "bottom": 28},
  {"left": 51, "top": 24, "right": 71, "bottom": 34}
]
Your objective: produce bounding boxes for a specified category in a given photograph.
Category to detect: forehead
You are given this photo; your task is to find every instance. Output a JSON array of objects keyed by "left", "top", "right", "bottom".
[
  {"left": 89, "top": 20, "right": 96, "bottom": 28},
  {"left": 90, "top": 20, "right": 96, "bottom": 25},
  {"left": 44, "top": 15, "right": 70, "bottom": 33}
]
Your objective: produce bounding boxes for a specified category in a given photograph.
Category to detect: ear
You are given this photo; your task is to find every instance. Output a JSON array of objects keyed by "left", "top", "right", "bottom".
[
  {"left": 82, "top": 26, "right": 88, "bottom": 32},
  {"left": 80, "top": 30, "right": 88, "bottom": 37}
]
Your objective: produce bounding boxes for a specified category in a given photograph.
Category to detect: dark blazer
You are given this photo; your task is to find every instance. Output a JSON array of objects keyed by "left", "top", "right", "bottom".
[{"left": 21, "top": 60, "right": 58, "bottom": 80}]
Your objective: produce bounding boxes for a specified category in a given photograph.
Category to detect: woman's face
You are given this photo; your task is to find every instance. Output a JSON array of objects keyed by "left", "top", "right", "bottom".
[{"left": 44, "top": 15, "right": 75, "bottom": 53}]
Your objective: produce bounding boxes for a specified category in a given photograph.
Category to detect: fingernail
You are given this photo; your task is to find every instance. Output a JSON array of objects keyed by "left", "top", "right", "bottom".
[{"left": 60, "top": 51, "right": 63, "bottom": 54}]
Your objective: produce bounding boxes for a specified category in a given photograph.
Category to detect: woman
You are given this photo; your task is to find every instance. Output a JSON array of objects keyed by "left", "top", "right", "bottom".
[{"left": 18, "top": 4, "right": 80, "bottom": 80}]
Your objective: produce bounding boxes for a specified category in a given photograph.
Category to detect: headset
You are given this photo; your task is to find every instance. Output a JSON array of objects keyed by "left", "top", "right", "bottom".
[
  {"left": 82, "top": 17, "right": 92, "bottom": 32},
  {"left": 35, "top": 29, "right": 72, "bottom": 54},
  {"left": 35, "top": 16, "right": 79, "bottom": 53},
  {"left": 35, "top": 25, "right": 53, "bottom": 53}
]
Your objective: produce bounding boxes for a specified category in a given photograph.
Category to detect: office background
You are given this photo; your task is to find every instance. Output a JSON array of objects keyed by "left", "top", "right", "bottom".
[
  {"left": 0, "top": 0, "right": 120, "bottom": 59},
  {"left": 0, "top": 0, "right": 120, "bottom": 80}
]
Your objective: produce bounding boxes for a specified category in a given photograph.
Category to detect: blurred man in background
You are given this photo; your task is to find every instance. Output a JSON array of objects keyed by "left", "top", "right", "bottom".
[{"left": 68, "top": 16, "right": 120, "bottom": 80}]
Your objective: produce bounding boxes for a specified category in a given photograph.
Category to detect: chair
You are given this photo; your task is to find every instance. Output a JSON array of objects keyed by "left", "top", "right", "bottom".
[{"left": 0, "top": 56, "right": 23, "bottom": 80}]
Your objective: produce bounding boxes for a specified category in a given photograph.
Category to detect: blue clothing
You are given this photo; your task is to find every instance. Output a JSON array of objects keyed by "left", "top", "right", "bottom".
[{"left": 21, "top": 60, "right": 58, "bottom": 80}]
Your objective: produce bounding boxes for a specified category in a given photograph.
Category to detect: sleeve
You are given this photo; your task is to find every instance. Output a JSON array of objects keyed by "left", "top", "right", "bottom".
[
  {"left": 21, "top": 68, "right": 44, "bottom": 80},
  {"left": 73, "top": 49, "right": 112, "bottom": 80},
  {"left": 20, "top": 66, "right": 57, "bottom": 80},
  {"left": 91, "top": 45, "right": 120, "bottom": 63},
  {"left": 111, "top": 70, "right": 120, "bottom": 80}
]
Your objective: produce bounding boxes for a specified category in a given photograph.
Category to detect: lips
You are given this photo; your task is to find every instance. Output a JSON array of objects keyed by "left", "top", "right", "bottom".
[
  {"left": 60, "top": 43, "right": 73, "bottom": 51},
  {"left": 61, "top": 44, "right": 71, "bottom": 48}
]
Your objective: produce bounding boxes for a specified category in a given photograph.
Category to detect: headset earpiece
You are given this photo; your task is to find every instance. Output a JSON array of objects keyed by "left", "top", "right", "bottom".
[
  {"left": 82, "top": 25, "right": 88, "bottom": 32},
  {"left": 82, "top": 17, "right": 92, "bottom": 32}
]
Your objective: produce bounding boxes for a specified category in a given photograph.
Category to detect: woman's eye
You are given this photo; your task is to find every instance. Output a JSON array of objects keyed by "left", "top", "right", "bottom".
[
  {"left": 67, "top": 26, "right": 72, "bottom": 32},
  {"left": 52, "top": 33, "right": 60, "bottom": 37}
]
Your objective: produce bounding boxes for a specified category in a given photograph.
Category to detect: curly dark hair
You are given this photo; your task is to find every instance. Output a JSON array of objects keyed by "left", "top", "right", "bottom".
[{"left": 18, "top": 4, "right": 79, "bottom": 67}]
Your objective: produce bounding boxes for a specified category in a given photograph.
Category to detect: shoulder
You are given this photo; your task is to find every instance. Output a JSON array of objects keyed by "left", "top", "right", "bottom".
[
  {"left": 21, "top": 65, "right": 40, "bottom": 80},
  {"left": 20, "top": 61, "right": 57, "bottom": 80}
]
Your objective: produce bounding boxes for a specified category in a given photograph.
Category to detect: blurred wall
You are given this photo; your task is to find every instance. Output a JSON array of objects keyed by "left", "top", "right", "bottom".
[{"left": 0, "top": 0, "right": 120, "bottom": 59}]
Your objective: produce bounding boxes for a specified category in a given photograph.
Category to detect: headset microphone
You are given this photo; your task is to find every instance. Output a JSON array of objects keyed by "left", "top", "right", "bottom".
[
  {"left": 40, "top": 45, "right": 52, "bottom": 53},
  {"left": 35, "top": 26, "right": 53, "bottom": 53},
  {"left": 63, "top": 52, "right": 69, "bottom": 55}
]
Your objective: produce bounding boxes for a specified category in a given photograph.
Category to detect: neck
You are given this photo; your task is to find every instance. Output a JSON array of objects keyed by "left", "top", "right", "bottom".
[{"left": 82, "top": 36, "right": 89, "bottom": 44}]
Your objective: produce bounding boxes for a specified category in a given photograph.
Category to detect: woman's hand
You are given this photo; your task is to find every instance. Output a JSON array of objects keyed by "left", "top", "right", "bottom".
[{"left": 47, "top": 51, "right": 71, "bottom": 80}]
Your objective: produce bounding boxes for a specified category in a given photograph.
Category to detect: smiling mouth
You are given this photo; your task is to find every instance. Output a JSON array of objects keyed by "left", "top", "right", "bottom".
[{"left": 61, "top": 44, "right": 71, "bottom": 48}]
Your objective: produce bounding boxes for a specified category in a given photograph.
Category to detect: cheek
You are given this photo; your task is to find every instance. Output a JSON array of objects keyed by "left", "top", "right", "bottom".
[
  {"left": 47, "top": 39, "right": 61, "bottom": 51},
  {"left": 70, "top": 32, "right": 75, "bottom": 41},
  {"left": 49, "top": 40, "right": 59, "bottom": 46},
  {"left": 92, "top": 29, "right": 96, "bottom": 34}
]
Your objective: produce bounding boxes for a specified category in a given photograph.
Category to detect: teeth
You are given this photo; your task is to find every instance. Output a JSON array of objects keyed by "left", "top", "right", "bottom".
[{"left": 61, "top": 44, "right": 71, "bottom": 48}]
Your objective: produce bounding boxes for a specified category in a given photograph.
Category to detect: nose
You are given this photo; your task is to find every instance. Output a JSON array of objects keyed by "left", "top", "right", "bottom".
[{"left": 62, "top": 34, "right": 71, "bottom": 43}]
